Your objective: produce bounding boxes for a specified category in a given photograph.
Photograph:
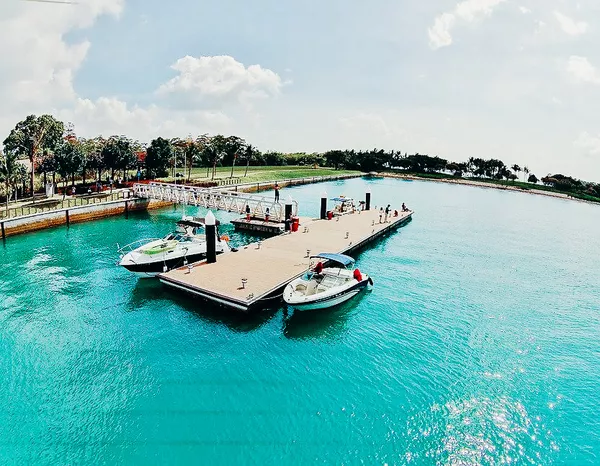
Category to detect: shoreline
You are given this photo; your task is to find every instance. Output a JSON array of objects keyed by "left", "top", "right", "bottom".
[
  {"left": 0, "top": 173, "right": 360, "bottom": 239},
  {"left": 380, "top": 173, "right": 600, "bottom": 207}
]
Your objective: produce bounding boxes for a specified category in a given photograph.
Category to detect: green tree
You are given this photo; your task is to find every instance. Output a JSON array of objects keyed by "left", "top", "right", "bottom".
[
  {"left": 87, "top": 137, "right": 106, "bottom": 182},
  {"left": 54, "top": 141, "right": 84, "bottom": 197},
  {"left": 243, "top": 144, "right": 258, "bottom": 176},
  {"left": 3, "top": 115, "right": 64, "bottom": 200},
  {"left": 172, "top": 137, "right": 203, "bottom": 182},
  {"left": 102, "top": 136, "right": 134, "bottom": 183},
  {"left": 528, "top": 174, "right": 538, "bottom": 184},
  {"left": 324, "top": 150, "right": 347, "bottom": 170},
  {"left": 206, "top": 135, "right": 229, "bottom": 180},
  {"left": 511, "top": 164, "right": 521, "bottom": 181},
  {"left": 38, "top": 150, "right": 56, "bottom": 188},
  {"left": 145, "top": 137, "right": 173, "bottom": 179},
  {"left": 0, "top": 150, "right": 22, "bottom": 212},
  {"left": 79, "top": 137, "right": 103, "bottom": 186},
  {"left": 14, "top": 164, "right": 28, "bottom": 200}
]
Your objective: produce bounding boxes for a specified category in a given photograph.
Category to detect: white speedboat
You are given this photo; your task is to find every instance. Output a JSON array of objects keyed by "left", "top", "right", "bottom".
[
  {"left": 331, "top": 196, "right": 356, "bottom": 216},
  {"left": 283, "top": 253, "right": 372, "bottom": 310},
  {"left": 118, "top": 216, "right": 231, "bottom": 278}
]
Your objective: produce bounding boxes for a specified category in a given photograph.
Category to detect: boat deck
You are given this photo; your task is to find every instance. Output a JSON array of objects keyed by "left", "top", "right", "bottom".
[{"left": 159, "top": 208, "right": 412, "bottom": 311}]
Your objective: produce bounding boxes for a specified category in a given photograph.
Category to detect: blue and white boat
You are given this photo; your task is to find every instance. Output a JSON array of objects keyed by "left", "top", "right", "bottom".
[
  {"left": 283, "top": 253, "right": 373, "bottom": 310},
  {"left": 331, "top": 196, "right": 356, "bottom": 215}
]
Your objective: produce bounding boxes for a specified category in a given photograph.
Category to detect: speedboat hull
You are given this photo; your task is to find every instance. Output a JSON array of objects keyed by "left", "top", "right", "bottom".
[
  {"left": 283, "top": 274, "right": 372, "bottom": 311},
  {"left": 119, "top": 251, "right": 220, "bottom": 277},
  {"left": 118, "top": 216, "right": 231, "bottom": 278},
  {"left": 119, "top": 238, "right": 229, "bottom": 278}
]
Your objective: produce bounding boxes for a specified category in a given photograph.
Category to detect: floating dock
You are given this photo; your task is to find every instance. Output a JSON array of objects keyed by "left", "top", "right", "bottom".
[{"left": 159, "top": 208, "right": 413, "bottom": 312}]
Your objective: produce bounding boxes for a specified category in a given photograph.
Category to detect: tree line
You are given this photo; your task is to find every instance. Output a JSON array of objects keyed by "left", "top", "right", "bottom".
[
  {"left": 320, "top": 150, "right": 600, "bottom": 199},
  {"left": 1, "top": 114, "right": 599, "bottom": 209}
]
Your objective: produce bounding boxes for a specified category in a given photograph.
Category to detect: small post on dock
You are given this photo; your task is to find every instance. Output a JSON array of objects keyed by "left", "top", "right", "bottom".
[
  {"left": 284, "top": 197, "right": 293, "bottom": 232},
  {"left": 125, "top": 200, "right": 129, "bottom": 219},
  {"left": 65, "top": 210, "right": 70, "bottom": 228},
  {"left": 320, "top": 191, "right": 327, "bottom": 219},
  {"left": 365, "top": 191, "right": 371, "bottom": 211},
  {"left": 205, "top": 210, "right": 217, "bottom": 264},
  {"left": 1, "top": 221, "right": 5, "bottom": 241}
]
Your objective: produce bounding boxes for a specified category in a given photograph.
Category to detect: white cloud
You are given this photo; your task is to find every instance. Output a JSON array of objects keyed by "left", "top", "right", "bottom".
[
  {"left": 56, "top": 97, "right": 233, "bottom": 141},
  {"left": 157, "top": 55, "right": 285, "bottom": 104},
  {"left": 0, "top": 0, "right": 124, "bottom": 111},
  {"left": 428, "top": 13, "right": 456, "bottom": 49},
  {"left": 519, "top": 6, "right": 531, "bottom": 14},
  {"left": 554, "top": 11, "right": 588, "bottom": 36},
  {"left": 566, "top": 56, "right": 600, "bottom": 85},
  {"left": 574, "top": 131, "right": 600, "bottom": 156},
  {"left": 0, "top": 1, "right": 287, "bottom": 144},
  {"left": 428, "top": 0, "right": 507, "bottom": 50}
]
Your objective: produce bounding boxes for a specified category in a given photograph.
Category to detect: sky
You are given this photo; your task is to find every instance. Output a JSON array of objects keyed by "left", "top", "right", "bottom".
[{"left": 1, "top": 0, "right": 600, "bottom": 180}]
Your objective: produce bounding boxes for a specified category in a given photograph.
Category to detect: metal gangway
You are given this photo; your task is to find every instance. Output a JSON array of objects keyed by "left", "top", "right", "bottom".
[{"left": 133, "top": 182, "right": 298, "bottom": 222}]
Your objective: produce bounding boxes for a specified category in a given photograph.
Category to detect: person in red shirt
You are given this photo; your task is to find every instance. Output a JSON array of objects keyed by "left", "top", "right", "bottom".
[{"left": 314, "top": 261, "right": 324, "bottom": 274}]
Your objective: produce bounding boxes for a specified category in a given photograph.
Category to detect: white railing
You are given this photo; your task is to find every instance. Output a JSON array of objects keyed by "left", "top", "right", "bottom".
[{"left": 133, "top": 182, "right": 299, "bottom": 222}]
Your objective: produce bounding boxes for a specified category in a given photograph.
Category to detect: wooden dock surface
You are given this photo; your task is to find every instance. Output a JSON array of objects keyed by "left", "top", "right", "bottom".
[{"left": 159, "top": 209, "right": 412, "bottom": 311}]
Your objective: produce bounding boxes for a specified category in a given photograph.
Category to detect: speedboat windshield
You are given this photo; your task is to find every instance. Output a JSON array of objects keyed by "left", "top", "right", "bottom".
[
  {"left": 310, "top": 252, "right": 355, "bottom": 267},
  {"left": 164, "top": 232, "right": 185, "bottom": 241}
]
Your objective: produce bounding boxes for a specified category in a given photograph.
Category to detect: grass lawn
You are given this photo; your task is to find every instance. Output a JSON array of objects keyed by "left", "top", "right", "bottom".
[{"left": 158, "top": 166, "right": 361, "bottom": 184}]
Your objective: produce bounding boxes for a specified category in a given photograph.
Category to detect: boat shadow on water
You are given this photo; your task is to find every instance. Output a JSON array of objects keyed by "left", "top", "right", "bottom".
[
  {"left": 282, "top": 290, "right": 371, "bottom": 340},
  {"left": 128, "top": 279, "right": 278, "bottom": 332}
]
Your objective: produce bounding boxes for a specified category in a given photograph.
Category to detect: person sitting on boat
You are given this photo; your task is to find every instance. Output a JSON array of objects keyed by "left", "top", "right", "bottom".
[
  {"left": 313, "top": 261, "right": 324, "bottom": 276},
  {"left": 353, "top": 268, "right": 363, "bottom": 281},
  {"left": 402, "top": 202, "right": 408, "bottom": 212}
]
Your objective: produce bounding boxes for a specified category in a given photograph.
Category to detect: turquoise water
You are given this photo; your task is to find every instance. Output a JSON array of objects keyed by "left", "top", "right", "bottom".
[{"left": 1, "top": 177, "right": 599, "bottom": 465}]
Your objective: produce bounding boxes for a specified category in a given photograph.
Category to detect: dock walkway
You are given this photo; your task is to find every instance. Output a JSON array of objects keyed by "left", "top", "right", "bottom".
[
  {"left": 159, "top": 208, "right": 412, "bottom": 311},
  {"left": 133, "top": 182, "right": 298, "bottom": 222}
]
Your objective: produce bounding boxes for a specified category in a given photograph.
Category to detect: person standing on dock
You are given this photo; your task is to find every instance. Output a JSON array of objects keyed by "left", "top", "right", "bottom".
[
  {"left": 384, "top": 204, "right": 390, "bottom": 223},
  {"left": 379, "top": 207, "right": 383, "bottom": 223},
  {"left": 245, "top": 204, "right": 251, "bottom": 221},
  {"left": 274, "top": 183, "right": 280, "bottom": 203}
]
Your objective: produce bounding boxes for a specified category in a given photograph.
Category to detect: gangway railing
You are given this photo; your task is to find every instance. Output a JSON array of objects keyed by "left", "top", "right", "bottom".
[{"left": 133, "top": 182, "right": 299, "bottom": 222}]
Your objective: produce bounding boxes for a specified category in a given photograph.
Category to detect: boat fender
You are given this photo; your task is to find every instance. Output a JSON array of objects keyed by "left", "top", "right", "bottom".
[
  {"left": 368, "top": 277, "right": 374, "bottom": 286},
  {"left": 220, "top": 235, "right": 230, "bottom": 242}
]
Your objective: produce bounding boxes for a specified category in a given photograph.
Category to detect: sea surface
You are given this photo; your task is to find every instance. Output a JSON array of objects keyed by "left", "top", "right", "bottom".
[{"left": 1, "top": 177, "right": 599, "bottom": 465}]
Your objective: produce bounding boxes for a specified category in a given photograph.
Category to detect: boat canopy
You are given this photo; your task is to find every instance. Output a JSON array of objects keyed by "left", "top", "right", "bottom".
[
  {"left": 176, "top": 216, "right": 220, "bottom": 228},
  {"left": 310, "top": 252, "right": 355, "bottom": 267},
  {"left": 331, "top": 197, "right": 354, "bottom": 203}
]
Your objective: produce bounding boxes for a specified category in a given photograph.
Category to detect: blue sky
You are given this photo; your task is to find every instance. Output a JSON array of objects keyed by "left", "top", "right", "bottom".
[{"left": 1, "top": 0, "right": 600, "bottom": 180}]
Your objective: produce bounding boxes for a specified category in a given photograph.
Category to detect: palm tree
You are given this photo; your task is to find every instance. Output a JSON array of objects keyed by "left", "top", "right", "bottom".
[
  {"left": 0, "top": 150, "right": 21, "bottom": 213},
  {"left": 244, "top": 144, "right": 255, "bottom": 177},
  {"left": 14, "top": 164, "right": 28, "bottom": 200},
  {"left": 511, "top": 164, "right": 521, "bottom": 180},
  {"left": 230, "top": 151, "right": 237, "bottom": 178}
]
